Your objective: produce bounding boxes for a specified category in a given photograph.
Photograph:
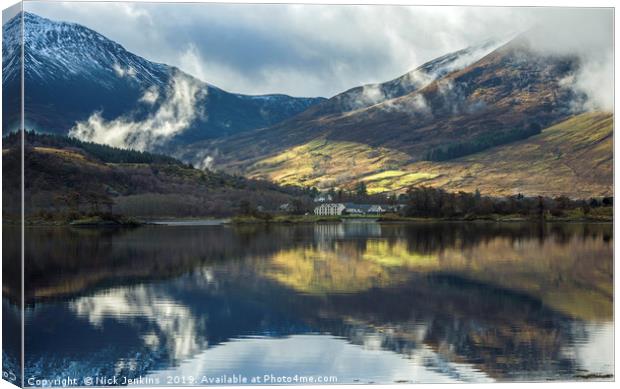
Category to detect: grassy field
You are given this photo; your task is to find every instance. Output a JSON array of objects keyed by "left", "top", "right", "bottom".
[{"left": 244, "top": 112, "right": 612, "bottom": 197}]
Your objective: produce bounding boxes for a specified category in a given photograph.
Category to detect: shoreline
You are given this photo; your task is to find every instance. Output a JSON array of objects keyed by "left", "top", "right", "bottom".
[
  {"left": 7, "top": 210, "right": 613, "bottom": 227},
  {"left": 227, "top": 213, "right": 613, "bottom": 225}
]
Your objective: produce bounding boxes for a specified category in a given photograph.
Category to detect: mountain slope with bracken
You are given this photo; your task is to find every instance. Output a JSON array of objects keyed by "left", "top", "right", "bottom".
[
  {"left": 213, "top": 112, "right": 611, "bottom": 197},
  {"left": 184, "top": 34, "right": 611, "bottom": 197}
]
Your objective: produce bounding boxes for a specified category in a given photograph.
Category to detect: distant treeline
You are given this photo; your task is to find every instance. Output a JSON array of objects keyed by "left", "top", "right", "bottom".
[
  {"left": 425, "top": 123, "right": 542, "bottom": 161},
  {"left": 4, "top": 131, "right": 185, "bottom": 166},
  {"left": 400, "top": 186, "right": 612, "bottom": 219},
  {"left": 289, "top": 181, "right": 613, "bottom": 220}
]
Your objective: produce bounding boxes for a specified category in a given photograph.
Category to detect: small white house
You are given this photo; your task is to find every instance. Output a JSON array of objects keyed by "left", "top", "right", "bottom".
[
  {"left": 368, "top": 205, "right": 387, "bottom": 214},
  {"left": 314, "top": 203, "right": 346, "bottom": 216}
]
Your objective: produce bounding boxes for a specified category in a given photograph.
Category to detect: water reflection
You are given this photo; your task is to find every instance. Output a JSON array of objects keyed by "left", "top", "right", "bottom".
[{"left": 11, "top": 222, "right": 613, "bottom": 384}]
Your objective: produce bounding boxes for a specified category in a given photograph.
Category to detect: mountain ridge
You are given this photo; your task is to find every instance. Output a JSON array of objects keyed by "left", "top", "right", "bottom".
[
  {"left": 174, "top": 34, "right": 612, "bottom": 197},
  {"left": 2, "top": 12, "right": 326, "bottom": 147},
  {"left": 177, "top": 34, "right": 581, "bottom": 166}
]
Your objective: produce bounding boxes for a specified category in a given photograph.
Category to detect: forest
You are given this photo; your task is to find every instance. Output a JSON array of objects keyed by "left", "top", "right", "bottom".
[
  {"left": 425, "top": 123, "right": 542, "bottom": 161},
  {"left": 400, "top": 186, "right": 612, "bottom": 220}
]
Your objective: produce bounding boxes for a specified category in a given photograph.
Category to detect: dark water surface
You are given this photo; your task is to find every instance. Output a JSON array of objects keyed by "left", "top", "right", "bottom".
[{"left": 4, "top": 222, "right": 614, "bottom": 384}]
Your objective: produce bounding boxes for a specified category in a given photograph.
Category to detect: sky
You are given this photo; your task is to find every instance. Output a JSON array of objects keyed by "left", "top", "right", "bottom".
[{"left": 24, "top": 1, "right": 614, "bottom": 102}]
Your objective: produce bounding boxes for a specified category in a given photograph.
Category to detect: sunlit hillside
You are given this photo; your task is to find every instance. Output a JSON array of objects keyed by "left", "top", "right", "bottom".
[{"left": 244, "top": 112, "right": 612, "bottom": 197}]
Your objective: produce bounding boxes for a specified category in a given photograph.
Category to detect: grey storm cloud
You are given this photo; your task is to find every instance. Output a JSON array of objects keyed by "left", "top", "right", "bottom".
[{"left": 25, "top": 1, "right": 613, "bottom": 110}]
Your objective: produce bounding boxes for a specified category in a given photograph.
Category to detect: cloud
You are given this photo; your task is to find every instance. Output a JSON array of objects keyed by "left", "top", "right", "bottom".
[
  {"left": 69, "top": 71, "right": 206, "bottom": 150},
  {"left": 520, "top": 8, "right": 613, "bottom": 111},
  {"left": 24, "top": 2, "right": 613, "bottom": 108},
  {"left": 112, "top": 63, "right": 137, "bottom": 78},
  {"left": 198, "top": 155, "right": 214, "bottom": 171},
  {"left": 139, "top": 85, "right": 160, "bottom": 105},
  {"left": 573, "top": 57, "right": 614, "bottom": 111},
  {"left": 358, "top": 85, "right": 385, "bottom": 107},
  {"left": 187, "top": 148, "right": 221, "bottom": 171}
]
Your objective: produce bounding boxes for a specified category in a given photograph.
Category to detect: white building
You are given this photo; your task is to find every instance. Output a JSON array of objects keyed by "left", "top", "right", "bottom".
[
  {"left": 368, "top": 205, "right": 387, "bottom": 214},
  {"left": 344, "top": 203, "right": 370, "bottom": 214},
  {"left": 314, "top": 203, "right": 346, "bottom": 216}
]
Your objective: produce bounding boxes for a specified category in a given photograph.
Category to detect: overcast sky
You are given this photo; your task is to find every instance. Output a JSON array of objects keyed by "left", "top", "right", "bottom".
[{"left": 24, "top": 1, "right": 613, "bottom": 99}]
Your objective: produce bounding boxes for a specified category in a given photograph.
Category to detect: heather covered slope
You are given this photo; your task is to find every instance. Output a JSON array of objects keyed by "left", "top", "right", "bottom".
[
  {"left": 237, "top": 112, "right": 612, "bottom": 197},
  {"left": 184, "top": 36, "right": 585, "bottom": 187}
]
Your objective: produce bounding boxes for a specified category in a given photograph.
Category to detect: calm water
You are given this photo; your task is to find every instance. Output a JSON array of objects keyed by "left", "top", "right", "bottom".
[{"left": 3, "top": 222, "right": 614, "bottom": 384}]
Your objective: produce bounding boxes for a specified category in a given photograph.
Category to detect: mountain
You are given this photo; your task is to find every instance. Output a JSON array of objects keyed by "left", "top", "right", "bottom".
[
  {"left": 173, "top": 39, "right": 512, "bottom": 162},
  {"left": 1, "top": 12, "right": 325, "bottom": 148},
  {"left": 293, "top": 39, "right": 504, "bottom": 118},
  {"left": 183, "top": 35, "right": 611, "bottom": 197},
  {"left": 3, "top": 13, "right": 611, "bottom": 198}
]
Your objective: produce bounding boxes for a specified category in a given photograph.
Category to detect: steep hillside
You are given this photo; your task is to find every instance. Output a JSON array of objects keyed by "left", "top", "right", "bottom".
[
  {"left": 182, "top": 35, "right": 580, "bottom": 171},
  {"left": 2, "top": 12, "right": 324, "bottom": 147},
  {"left": 297, "top": 39, "right": 503, "bottom": 118},
  {"left": 2, "top": 132, "right": 308, "bottom": 220},
  {"left": 239, "top": 112, "right": 612, "bottom": 197}
]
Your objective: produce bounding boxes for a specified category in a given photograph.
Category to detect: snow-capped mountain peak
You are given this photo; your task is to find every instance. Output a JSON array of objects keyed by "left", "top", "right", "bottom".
[
  {"left": 2, "top": 12, "right": 325, "bottom": 150},
  {"left": 18, "top": 12, "right": 169, "bottom": 89}
]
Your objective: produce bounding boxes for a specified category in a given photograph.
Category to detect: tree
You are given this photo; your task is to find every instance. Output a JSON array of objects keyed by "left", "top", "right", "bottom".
[
  {"left": 589, "top": 198, "right": 601, "bottom": 208},
  {"left": 355, "top": 181, "right": 367, "bottom": 196},
  {"left": 291, "top": 199, "right": 304, "bottom": 215},
  {"left": 581, "top": 201, "right": 591, "bottom": 215},
  {"left": 537, "top": 196, "right": 545, "bottom": 218},
  {"left": 239, "top": 200, "right": 252, "bottom": 215}
]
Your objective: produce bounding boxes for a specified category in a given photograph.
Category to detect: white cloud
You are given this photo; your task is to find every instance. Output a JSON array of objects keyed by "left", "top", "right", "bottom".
[
  {"left": 24, "top": 2, "right": 614, "bottom": 109},
  {"left": 573, "top": 57, "right": 614, "bottom": 111},
  {"left": 520, "top": 9, "right": 613, "bottom": 111},
  {"left": 139, "top": 85, "right": 160, "bottom": 105},
  {"left": 358, "top": 85, "right": 384, "bottom": 107},
  {"left": 69, "top": 71, "right": 206, "bottom": 150},
  {"left": 112, "top": 63, "right": 136, "bottom": 78},
  {"left": 198, "top": 155, "right": 214, "bottom": 171},
  {"left": 177, "top": 44, "right": 211, "bottom": 86},
  {"left": 70, "top": 284, "right": 202, "bottom": 361}
]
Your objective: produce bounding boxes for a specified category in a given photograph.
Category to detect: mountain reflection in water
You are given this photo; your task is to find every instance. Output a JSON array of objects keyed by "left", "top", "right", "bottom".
[{"left": 3, "top": 222, "right": 613, "bottom": 384}]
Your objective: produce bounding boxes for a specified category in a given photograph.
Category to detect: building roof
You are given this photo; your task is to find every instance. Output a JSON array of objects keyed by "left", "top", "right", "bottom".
[{"left": 344, "top": 203, "right": 374, "bottom": 211}]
